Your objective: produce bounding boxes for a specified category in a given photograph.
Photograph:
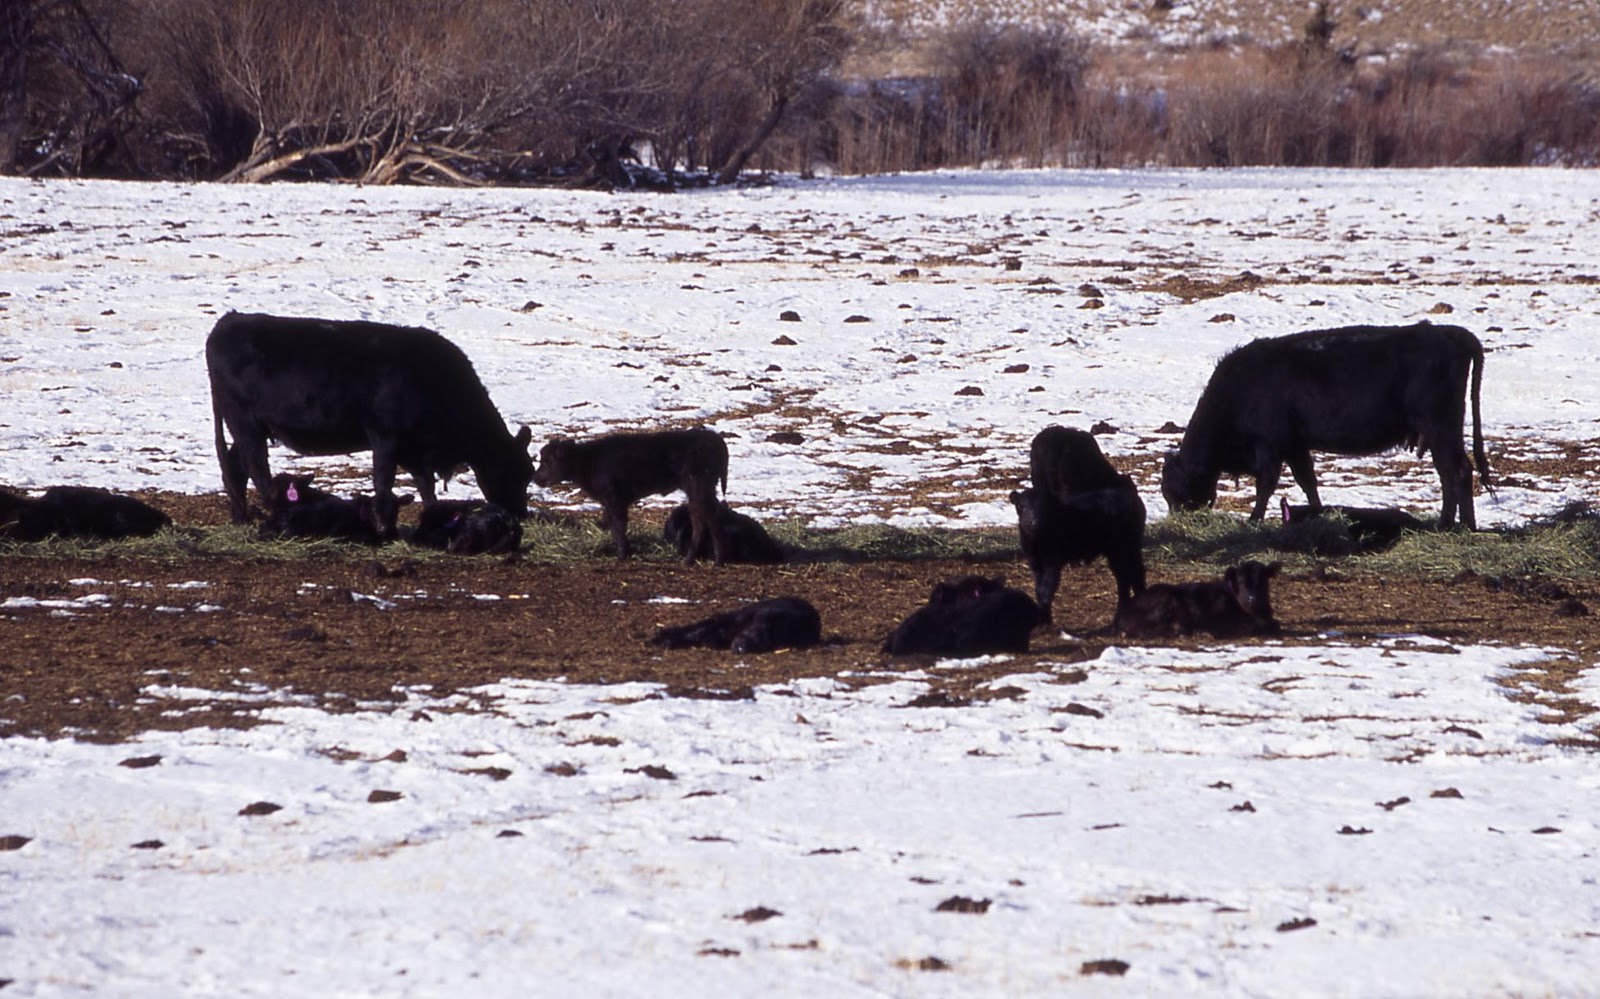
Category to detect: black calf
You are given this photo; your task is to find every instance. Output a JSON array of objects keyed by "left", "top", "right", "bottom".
[
  {"left": 0, "top": 485, "right": 171, "bottom": 541},
  {"left": 410, "top": 500, "right": 522, "bottom": 555},
  {"left": 650, "top": 597, "right": 822, "bottom": 654},
  {"left": 663, "top": 501, "right": 784, "bottom": 564},
  {"left": 534, "top": 426, "right": 729, "bottom": 563},
  {"left": 1114, "top": 561, "right": 1282, "bottom": 639},
  {"left": 1280, "top": 497, "right": 1426, "bottom": 552},
  {"left": 883, "top": 575, "right": 1040, "bottom": 656},
  {"left": 1030, "top": 425, "right": 1127, "bottom": 501},
  {"left": 258, "top": 493, "right": 381, "bottom": 544},
  {"left": 1012, "top": 485, "right": 1146, "bottom": 624}
]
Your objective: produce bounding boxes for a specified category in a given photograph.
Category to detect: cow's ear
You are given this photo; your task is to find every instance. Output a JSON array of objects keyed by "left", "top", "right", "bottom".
[
  {"left": 1224, "top": 566, "right": 1239, "bottom": 587},
  {"left": 515, "top": 425, "right": 532, "bottom": 448}
]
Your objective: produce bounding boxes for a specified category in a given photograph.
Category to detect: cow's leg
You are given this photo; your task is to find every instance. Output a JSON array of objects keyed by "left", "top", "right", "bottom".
[
  {"left": 1032, "top": 560, "right": 1061, "bottom": 625},
  {"left": 219, "top": 440, "right": 253, "bottom": 523},
  {"left": 604, "top": 502, "right": 632, "bottom": 558},
  {"left": 1434, "top": 447, "right": 1474, "bottom": 529},
  {"left": 408, "top": 467, "right": 437, "bottom": 505},
  {"left": 1110, "top": 548, "right": 1146, "bottom": 603},
  {"left": 684, "top": 482, "right": 726, "bottom": 566},
  {"left": 370, "top": 446, "right": 401, "bottom": 539},
  {"left": 235, "top": 432, "right": 274, "bottom": 524},
  {"left": 1249, "top": 458, "right": 1284, "bottom": 521},
  {"left": 1285, "top": 450, "right": 1321, "bottom": 513}
]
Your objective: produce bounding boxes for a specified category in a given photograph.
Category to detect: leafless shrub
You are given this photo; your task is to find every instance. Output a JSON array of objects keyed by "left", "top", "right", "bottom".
[{"left": 1, "top": 0, "right": 141, "bottom": 177}]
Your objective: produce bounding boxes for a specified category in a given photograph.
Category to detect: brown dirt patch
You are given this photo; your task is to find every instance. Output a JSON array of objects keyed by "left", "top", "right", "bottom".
[{"left": 5, "top": 491, "right": 1598, "bottom": 743}]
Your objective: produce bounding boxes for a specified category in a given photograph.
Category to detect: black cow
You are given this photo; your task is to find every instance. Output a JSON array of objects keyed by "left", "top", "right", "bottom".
[
  {"left": 258, "top": 493, "right": 381, "bottom": 544},
  {"left": 409, "top": 500, "right": 522, "bottom": 555},
  {"left": 0, "top": 485, "right": 171, "bottom": 541},
  {"left": 1030, "top": 425, "right": 1127, "bottom": 502},
  {"left": 1011, "top": 486, "right": 1146, "bottom": 624},
  {"left": 650, "top": 597, "right": 822, "bottom": 654},
  {"left": 534, "top": 427, "right": 729, "bottom": 563},
  {"left": 1280, "top": 497, "right": 1427, "bottom": 552},
  {"left": 206, "top": 312, "right": 534, "bottom": 538},
  {"left": 1161, "top": 322, "right": 1490, "bottom": 527},
  {"left": 663, "top": 501, "right": 784, "bottom": 564},
  {"left": 883, "top": 575, "right": 1040, "bottom": 656},
  {"left": 1114, "top": 561, "right": 1282, "bottom": 639}
]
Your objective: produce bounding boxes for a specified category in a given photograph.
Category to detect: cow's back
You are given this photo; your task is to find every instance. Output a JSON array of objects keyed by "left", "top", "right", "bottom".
[
  {"left": 1197, "top": 322, "right": 1478, "bottom": 453},
  {"left": 206, "top": 312, "right": 498, "bottom": 453}
]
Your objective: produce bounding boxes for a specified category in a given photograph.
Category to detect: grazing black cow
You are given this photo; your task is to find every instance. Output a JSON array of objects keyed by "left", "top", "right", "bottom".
[
  {"left": 258, "top": 492, "right": 382, "bottom": 544},
  {"left": 534, "top": 427, "right": 729, "bottom": 563},
  {"left": 206, "top": 312, "right": 534, "bottom": 538},
  {"left": 1161, "top": 322, "right": 1490, "bottom": 527},
  {"left": 663, "top": 501, "right": 784, "bottom": 564},
  {"left": 408, "top": 499, "right": 522, "bottom": 555},
  {"left": 1280, "top": 497, "right": 1427, "bottom": 552},
  {"left": 650, "top": 597, "right": 822, "bottom": 654},
  {"left": 1030, "top": 425, "right": 1127, "bottom": 502},
  {"left": 883, "top": 575, "right": 1040, "bottom": 656},
  {"left": 1114, "top": 561, "right": 1282, "bottom": 639},
  {"left": 0, "top": 485, "right": 171, "bottom": 541},
  {"left": 1011, "top": 486, "right": 1146, "bottom": 624}
]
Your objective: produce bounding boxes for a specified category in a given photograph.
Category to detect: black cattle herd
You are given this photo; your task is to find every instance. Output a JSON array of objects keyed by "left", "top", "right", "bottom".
[{"left": 0, "top": 313, "right": 1495, "bottom": 657}]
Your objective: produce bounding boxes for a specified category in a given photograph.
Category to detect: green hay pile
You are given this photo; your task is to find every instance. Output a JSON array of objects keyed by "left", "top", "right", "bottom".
[{"left": 4, "top": 509, "right": 1598, "bottom": 580}]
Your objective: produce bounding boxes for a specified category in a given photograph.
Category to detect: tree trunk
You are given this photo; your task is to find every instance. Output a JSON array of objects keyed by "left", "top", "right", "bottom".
[
  {"left": 716, "top": 91, "right": 789, "bottom": 185},
  {"left": 0, "top": 1, "right": 33, "bottom": 175}
]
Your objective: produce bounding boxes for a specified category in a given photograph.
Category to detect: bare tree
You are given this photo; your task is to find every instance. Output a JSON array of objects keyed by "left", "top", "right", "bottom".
[
  {"left": 714, "top": 0, "right": 852, "bottom": 183},
  {"left": 0, "top": 0, "right": 140, "bottom": 176}
]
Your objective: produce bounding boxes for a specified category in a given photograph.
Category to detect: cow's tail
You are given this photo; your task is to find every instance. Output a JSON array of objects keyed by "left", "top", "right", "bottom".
[
  {"left": 211, "top": 385, "right": 231, "bottom": 476},
  {"left": 1470, "top": 336, "right": 1492, "bottom": 494}
]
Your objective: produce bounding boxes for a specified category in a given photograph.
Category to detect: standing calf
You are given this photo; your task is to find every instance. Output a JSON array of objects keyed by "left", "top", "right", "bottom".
[
  {"left": 1114, "top": 561, "right": 1282, "bottom": 639},
  {"left": 1012, "top": 486, "right": 1146, "bottom": 624},
  {"left": 534, "top": 427, "right": 729, "bottom": 563},
  {"left": 1030, "top": 425, "right": 1128, "bottom": 501}
]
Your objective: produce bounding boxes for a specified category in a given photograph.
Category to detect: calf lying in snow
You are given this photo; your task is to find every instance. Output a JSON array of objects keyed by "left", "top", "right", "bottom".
[
  {"left": 1114, "top": 560, "right": 1282, "bottom": 639},
  {"left": 0, "top": 485, "right": 171, "bottom": 541},
  {"left": 883, "top": 575, "right": 1040, "bottom": 656},
  {"left": 409, "top": 500, "right": 522, "bottom": 555},
  {"left": 534, "top": 427, "right": 729, "bottom": 563},
  {"left": 663, "top": 501, "right": 784, "bottom": 564},
  {"left": 650, "top": 597, "right": 822, "bottom": 654},
  {"left": 1012, "top": 485, "right": 1146, "bottom": 624}
]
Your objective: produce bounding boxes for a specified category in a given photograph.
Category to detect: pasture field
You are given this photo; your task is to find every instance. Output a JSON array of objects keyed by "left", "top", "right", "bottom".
[{"left": 2, "top": 169, "right": 1599, "bottom": 995}]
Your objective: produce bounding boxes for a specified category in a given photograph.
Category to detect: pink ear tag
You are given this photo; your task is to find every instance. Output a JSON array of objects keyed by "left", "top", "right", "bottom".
[{"left": 287, "top": 484, "right": 300, "bottom": 503}]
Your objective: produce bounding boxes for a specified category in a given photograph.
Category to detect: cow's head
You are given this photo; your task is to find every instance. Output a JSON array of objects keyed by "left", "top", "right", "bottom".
[
  {"left": 532, "top": 436, "right": 575, "bottom": 488},
  {"left": 476, "top": 425, "right": 533, "bottom": 518},
  {"left": 1160, "top": 452, "right": 1217, "bottom": 512}
]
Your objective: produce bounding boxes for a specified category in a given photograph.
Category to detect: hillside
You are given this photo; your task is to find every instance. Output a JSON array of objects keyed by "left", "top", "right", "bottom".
[{"left": 858, "top": 0, "right": 1600, "bottom": 74}]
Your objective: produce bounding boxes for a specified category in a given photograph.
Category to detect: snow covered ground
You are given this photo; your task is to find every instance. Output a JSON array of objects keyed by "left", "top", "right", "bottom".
[{"left": 2, "top": 169, "right": 1598, "bottom": 995}]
